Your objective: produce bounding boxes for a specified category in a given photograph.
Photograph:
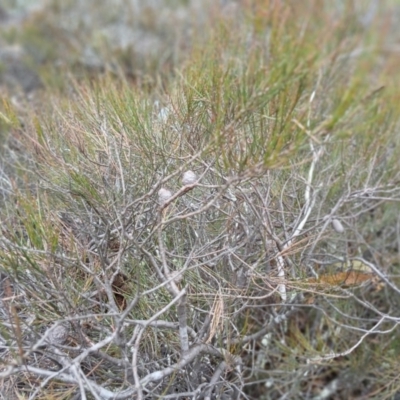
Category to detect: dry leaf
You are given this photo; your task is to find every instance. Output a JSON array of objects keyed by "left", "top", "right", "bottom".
[
  {"left": 206, "top": 293, "right": 224, "bottom": 344},
  {"left": 307, "top": 271, "right": 373, "bottom": 287}
]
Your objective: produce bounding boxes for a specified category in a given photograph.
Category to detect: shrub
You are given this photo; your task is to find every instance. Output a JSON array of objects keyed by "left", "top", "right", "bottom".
[{"left": 1, "top": 1, "right": 400, "bottom": 399}]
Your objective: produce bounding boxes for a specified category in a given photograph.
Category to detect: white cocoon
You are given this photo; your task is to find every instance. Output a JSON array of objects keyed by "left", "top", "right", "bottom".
[
  {"left": 182, "top": 170, "right": 197, "bottom": 186},
  {"left": 158, "top": 188, "right": 172, "bottom": 205},
  {"left": 332, "top": 219, "right": 344, "bottom": 233}
]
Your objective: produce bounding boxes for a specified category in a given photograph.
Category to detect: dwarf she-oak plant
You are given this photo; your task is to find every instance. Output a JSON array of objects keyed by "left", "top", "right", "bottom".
[{"left": 1, "top": 2, "right": 400, "bottom": 399}]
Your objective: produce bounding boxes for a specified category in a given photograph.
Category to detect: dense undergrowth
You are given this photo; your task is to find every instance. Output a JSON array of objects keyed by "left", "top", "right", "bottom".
[{"left": 1, "top": 1, "right": 400, "bottom": 399}]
